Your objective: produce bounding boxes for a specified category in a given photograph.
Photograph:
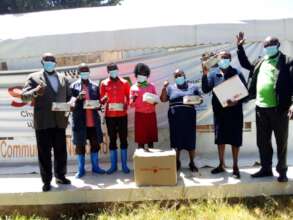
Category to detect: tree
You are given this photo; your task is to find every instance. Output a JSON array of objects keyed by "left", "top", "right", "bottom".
[{"left": 0, "top": 0, "right": 123, "bottom": 14}]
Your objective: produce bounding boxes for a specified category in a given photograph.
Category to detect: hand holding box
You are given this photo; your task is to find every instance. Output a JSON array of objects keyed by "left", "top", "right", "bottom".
[
  {"left": 213, "top": 75, "right": 248, "bottom": 108},
  {"left": 143, "top": 92, "right": 160, "bottom": 104}
]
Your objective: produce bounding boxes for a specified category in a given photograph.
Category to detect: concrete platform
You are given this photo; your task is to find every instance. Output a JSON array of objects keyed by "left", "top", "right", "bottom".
[{"left": 0, "top": 165, "right": 293, "bottom": 207}]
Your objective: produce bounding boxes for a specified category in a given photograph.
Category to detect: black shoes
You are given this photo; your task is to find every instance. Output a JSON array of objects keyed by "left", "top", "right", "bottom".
[
  {"left": 278, "top": 173, "right": 288, "bottom": 183},
  {"left": 42, "top": 177, "right": 70, "bottom": 192},
  {"left": 42, "top": 183, "right": 51, "bottom": 192},
  {"left": 251, "top": 169, "right": 273, "bottom": 178},
  {"left": 211, "top": 166, "right": 225, "bottom": 174},
  {"left": 211, "top": 165, "right": 240, "bottom": 178},
  {"left": 176, "top": 160, "right": 198, "bottom": 172},
  {"left": 189, "top": 161, "right": 198, "bottom": 172},
  {"left": 232, "top": 169, "right": 241, "bottom": 179},
  {"left": 55, "top": 177, "right": 71, "bottom": 185},
  {"left": 252, "top": 169, "right": 289, "bottom": 183}
]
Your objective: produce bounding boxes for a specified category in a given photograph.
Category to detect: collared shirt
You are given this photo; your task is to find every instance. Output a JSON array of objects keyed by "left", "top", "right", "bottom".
[
  {"left": 45, "top": 72, "right": 59, "bottom": 92},
  {"left": 205, "top": 67, "right": 225, "bottom": 88},
  {"left": 167, "top": 83, "right": 200, "bottom": 102},
  {"left": 100, "top": 77, "right": 130, "bottom": 117},
  {"left": 130, "top": 82, "right": 157, "bottom": 113},
  {"left": 83, "top": 83, "right": 95, "bottom": 127},
  {"left": 256, "top": 55, "right": 279, "bottom": 108}
]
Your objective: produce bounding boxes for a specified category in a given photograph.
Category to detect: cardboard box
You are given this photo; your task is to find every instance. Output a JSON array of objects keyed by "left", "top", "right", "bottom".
[
  {"left": 133, "top": 149, "right": 177, "bottom": 186},
  {"left": 183, "top": 95, "right": 202, "bottom": 105},
  {"left": 83, "top": 100, "right": 100, "bottom": 109},
  {"left": 51, "top": 102, "right": 70, "bottom": 112},
  {"left": 142, "top": 92, "right": 160, "bottom": 104},
  {"left": 213, "top": 75, "right": 248, "bottom": 108}
]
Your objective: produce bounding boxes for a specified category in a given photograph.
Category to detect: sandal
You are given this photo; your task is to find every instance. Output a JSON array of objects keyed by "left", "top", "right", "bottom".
[
  {"left": 189, "top": 161, "right": 198, "bottom": 172},
  {"left": 232, "top": 168, "right": 241, "bottom": 179},
  {"left": 211, "top": 165, "right": 225, "bottom": 174}
]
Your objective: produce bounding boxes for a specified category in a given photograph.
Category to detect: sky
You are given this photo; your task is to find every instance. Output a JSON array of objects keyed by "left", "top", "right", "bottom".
[
  {"left": 0, "top": 0, "right": 292, "bottom": 40},
  {"left": 121, "top": 0, "right": 293, "bottom": 22}
]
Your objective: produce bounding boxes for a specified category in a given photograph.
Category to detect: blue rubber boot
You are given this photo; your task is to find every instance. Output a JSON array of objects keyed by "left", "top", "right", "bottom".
[
  {"left": 75, "top": 154, "right": 85, "bottom": 178},
  {"left": 91, "top": 152, "right": 106, "bottom": 174},
  {"left": 106, "top": 150, "right": 118, "bottom": 174},
  {"left": 121, "top": 149, "right": 130, "bottom": 174}
]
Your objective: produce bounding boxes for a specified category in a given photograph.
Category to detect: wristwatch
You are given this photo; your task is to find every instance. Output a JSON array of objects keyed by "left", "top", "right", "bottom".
[{"left": 32, "top": 91, "right": 38, "bottom": 98}]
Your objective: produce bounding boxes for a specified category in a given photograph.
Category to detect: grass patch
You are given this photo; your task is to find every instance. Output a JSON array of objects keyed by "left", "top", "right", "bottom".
[{"left": 1, "top": 196, "right": 293, "bottom": 220}]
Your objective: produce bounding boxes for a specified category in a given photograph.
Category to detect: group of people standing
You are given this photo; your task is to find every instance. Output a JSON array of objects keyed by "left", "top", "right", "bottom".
[{"left": 21, "top": 32, "right": 293, "bottom": 192}]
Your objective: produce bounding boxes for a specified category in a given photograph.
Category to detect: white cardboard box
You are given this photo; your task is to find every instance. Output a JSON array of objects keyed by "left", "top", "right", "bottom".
[
  {"left": 213, "top": 75, "right": 248, "bottom": 107},
  {"left": 133, "top": 149, "right": 177, "bottom": 186},
  {"left": 83, "top": 100, "right": 100, "bottom": 109},
  {"left": 51, "top": 102, "right": 70, "bottom": 112},
  {"left": 183, "top": 95, "right": 202, "bottom": 105},
  {"left": 142, "top": 92, "right": 160, "bottom": 104}
]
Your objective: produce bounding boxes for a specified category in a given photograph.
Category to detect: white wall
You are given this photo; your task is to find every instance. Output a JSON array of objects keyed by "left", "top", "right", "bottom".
[{"left": 0, "top": 18, "right": 292, "bottom": 70}]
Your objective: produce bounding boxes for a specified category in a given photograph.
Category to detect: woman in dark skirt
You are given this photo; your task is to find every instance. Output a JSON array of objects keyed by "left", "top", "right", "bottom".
[
  {"left": 202, "top": 51, "right": 246, "bottom": 178},
  {"left": 160, "top": 69, "right": 202, "bottom": 172}
]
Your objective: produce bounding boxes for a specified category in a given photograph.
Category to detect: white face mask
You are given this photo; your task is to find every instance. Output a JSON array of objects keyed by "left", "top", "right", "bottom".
[
  {"left": 137, "top": 75, "right": 147, "bottom": 83},
  {"left": 80, "top": 72, "right": 90, "bottom": 80},
  {"left": 109, "top": 70, "right": 119, "bottom": 79},
  {"left": 43, "top": 61, "right": 56, "bottom": 72}
]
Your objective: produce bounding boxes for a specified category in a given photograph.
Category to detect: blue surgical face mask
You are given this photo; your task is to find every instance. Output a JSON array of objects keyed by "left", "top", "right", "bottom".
[
  {"left": 264, "top": 45, "right": 279, "bottom": 58},
  {"left": 43, "top": 61, "right": 56, "bottom": 72},
  {"left": 218, "top": 59, "right": 231, "bottom": 69},
  {"left": 109, "top": 70, "right": 118, "bottom": 79},
  {"left": 137, "top": 75, "right": 147, "bottom": 83},
  {"left": 175, "top": 76, "right": 185, "bottom": 86},
  {"left": 80, "top": 72, "right": 90, "bottom": 80}
]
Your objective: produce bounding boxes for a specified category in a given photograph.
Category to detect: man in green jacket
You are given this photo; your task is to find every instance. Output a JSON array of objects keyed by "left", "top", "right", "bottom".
[{"left": 236, "top": 32, "right": 293, "bottom": 182}]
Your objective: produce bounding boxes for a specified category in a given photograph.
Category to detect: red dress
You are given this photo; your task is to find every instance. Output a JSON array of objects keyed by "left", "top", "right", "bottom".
[{"left": 130, "top": 83, "right": 158, "bottom": 144}]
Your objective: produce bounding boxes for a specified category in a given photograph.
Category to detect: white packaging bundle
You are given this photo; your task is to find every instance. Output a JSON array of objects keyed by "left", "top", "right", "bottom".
[
  {"left": 183, "top": 95, "right": 202, "bottom": 105},
  {"left": 108, "top": 103, "right": 124, "bottom": 111},
  {"left": 83, "top": 100, "right": 100, "bottom": 109},
  {"left": 143, "top": 92, "right": 160, "bottom": 104},
  {"left": 52, "top": 102, "right": 71, "bottom": 112}
]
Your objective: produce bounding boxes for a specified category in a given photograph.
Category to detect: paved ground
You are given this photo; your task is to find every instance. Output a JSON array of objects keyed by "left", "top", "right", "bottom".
[{"left": 0, "top": 164, "right": 292, "bottom": 206}]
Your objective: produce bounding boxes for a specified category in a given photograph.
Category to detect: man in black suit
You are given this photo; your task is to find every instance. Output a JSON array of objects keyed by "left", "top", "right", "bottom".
[{"left": 22, "top": 53, "right": 72, "bottom": 191}]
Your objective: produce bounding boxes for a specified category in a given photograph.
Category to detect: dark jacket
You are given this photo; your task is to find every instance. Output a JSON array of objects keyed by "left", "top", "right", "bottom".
[
  {"left": 202, "top": 66, "right": 246, "bottom": 113},
  {"left": 237, "top": 44, "right": 293, "bottom": 111},
  {"left": 21, "top": 71, "right": 71, "bottom": 130},
  {"left": 70, "top": 79, "right": 103, "bottom": 146}
]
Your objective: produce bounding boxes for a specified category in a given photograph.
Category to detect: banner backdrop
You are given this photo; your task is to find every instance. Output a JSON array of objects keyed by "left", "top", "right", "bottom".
[{"left": 1, "top": 42, "right": 292, "bottom": 165}]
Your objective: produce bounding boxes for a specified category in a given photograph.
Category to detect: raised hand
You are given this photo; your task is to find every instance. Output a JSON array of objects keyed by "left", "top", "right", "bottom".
[
  {"left": 78, "top": 91, "right": 86, "bottom": 100},
  {"left": 236, "top": 32, "right": 245, "bottom": 46},
  {"left": 201, "top": 63, "right": 209, "bottom": 75},
  {"left": 100, "top": 95, "right": 109, "bottom": 104},
  {"left": 163, "top": 80, "right": 169, "bottom": 88},
  {"left": 35, "top": 82, "right": 46, "bottom": 96}
]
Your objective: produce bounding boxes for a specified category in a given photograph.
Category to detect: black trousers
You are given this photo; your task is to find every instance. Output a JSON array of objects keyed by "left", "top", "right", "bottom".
[
  {"left": 75, "top": 127, "right": 100, "bottom": 155},
  {"left": 105, "top": 116, "right": 128, "bottom": 150},
  {"left": 256, "top": 107, "right": 289, "bottom": 174},
  {"left": 35, "top": 128, "right": 67, "bottom": 184}
]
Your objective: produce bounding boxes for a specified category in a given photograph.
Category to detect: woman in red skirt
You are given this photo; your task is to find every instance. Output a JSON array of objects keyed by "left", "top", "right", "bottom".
[{"left": 130, "top": 63, "right": 158, "bottom": 149}]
